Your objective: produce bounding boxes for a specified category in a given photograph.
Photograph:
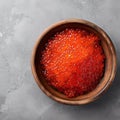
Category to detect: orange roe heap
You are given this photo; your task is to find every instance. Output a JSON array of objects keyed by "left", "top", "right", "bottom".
[{"left": 41, "top": 28, "right": 105, "bottom": 98}]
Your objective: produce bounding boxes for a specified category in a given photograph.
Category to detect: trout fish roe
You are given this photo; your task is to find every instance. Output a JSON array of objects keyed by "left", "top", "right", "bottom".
[{"left": 41, "top": 28, "right": 105, "bottom": 98}]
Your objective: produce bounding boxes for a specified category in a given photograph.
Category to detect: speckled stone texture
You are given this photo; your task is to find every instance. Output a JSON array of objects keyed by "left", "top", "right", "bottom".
[{"left": 0, "top": 0, "right": 120, "bottom": 120}]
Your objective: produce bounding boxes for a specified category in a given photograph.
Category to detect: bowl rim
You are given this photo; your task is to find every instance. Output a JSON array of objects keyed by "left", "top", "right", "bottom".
[{"left": 31, "top": 19, "right": 117, "bottom": 105}]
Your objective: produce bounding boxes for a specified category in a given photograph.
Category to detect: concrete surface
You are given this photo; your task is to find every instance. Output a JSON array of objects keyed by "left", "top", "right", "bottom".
[{"left": 0, "top": 0, "right": 120, "bottom": 120}]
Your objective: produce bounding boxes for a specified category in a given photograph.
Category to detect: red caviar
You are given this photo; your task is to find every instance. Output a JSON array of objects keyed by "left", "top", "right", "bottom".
[{"left": 41, "top": 28, "right": 105, "bottom": 98}]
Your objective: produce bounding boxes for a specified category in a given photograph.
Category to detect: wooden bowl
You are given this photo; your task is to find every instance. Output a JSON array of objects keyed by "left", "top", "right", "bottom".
[{"left": 31, "top": 19, "right": 117, "bottom": 105}]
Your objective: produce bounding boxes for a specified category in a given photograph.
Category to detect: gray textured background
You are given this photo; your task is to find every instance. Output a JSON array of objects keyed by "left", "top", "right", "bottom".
[{"left": 0, "top": 0, "right": 120, "bottom": 120}]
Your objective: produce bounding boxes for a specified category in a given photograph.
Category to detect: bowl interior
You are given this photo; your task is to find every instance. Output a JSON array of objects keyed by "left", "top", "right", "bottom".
[{"left": 32, "top": 20, "right": 116, "bottom": 104}]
